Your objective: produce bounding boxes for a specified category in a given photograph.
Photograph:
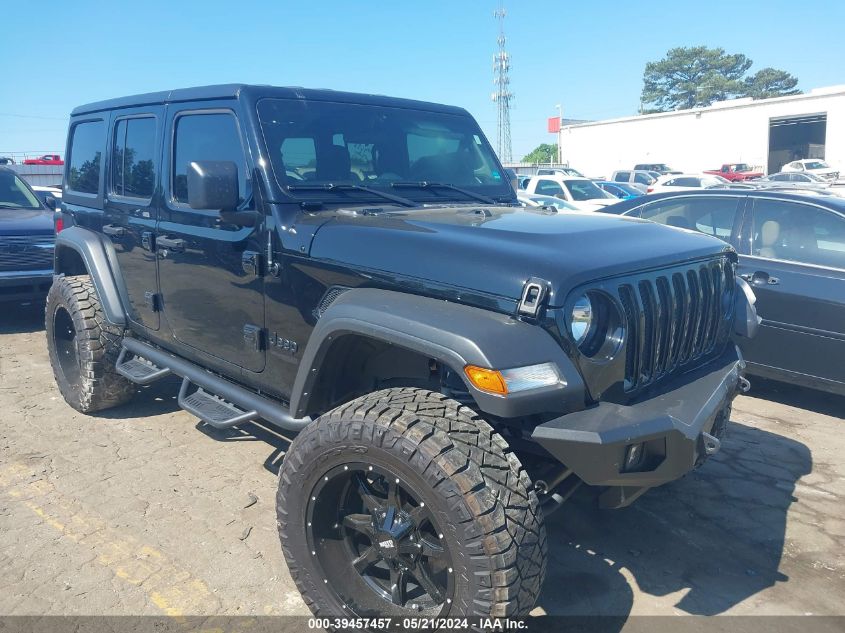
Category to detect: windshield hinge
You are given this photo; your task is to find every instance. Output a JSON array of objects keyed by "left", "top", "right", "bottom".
[{"left": 518, "top": 277, "right": 550, "bottom": 318}]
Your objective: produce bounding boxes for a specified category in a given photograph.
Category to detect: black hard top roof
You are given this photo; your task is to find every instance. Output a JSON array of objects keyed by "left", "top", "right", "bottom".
[
  {"left": 71, "top": 84, "right": 469, "bottom": 117},
  {"left": 600, "top": 187, "right": 845, "bottom": 215}
]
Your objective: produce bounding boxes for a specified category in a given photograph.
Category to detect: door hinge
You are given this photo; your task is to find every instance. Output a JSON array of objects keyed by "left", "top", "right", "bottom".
[
  {"left": 242, "top": 250, "right": 263, "bottom": 276},
  {"left": 144, "top": 291, "right": 162, "bottom": 312},
  {"left": 242, "top": 324, "right": 265, "bottom": 352}
]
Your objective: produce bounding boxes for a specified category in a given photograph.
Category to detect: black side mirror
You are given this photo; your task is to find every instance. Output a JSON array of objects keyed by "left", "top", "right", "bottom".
[
  {"left": 187, "top": 161, "right": 239, "bottom": 212},
  {"left": 44, "top": 196, "right": 57, "bottom": 210}
]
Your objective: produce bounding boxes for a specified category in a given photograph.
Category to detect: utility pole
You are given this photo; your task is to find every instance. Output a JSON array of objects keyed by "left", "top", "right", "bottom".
[
  {"left": 555, "top": 103, "right": 562, "bottom": 166},
  {"left": 492, "top": 3, "right": 513, "bottom": 163}
]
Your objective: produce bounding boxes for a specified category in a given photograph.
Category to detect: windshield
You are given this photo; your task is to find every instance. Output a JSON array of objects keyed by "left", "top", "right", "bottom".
[
  {"left": 258, "top": 99, "right": 513, "bottom": 204},
  {"left": 804, "top": 160, "right": 830, "bottom": 170},
  {"left": 733, "top": 163, "right": 751, "bottom": 172},
  {"left": 0, "top": 171, "right": 42, "bottom": 209},
  {"left": 563, "top": 179, "right": 609, "bottom": 201}
]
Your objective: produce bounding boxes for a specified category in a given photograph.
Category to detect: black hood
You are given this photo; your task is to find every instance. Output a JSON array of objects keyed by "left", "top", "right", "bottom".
[{"left": 307, "top": 205, "right": 735, "bottom": 307}]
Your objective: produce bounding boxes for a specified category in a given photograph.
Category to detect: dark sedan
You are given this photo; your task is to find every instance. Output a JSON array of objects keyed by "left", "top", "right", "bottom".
[
  {"left": 600, "top": 188, "right": 845, "bottom": 396},
  {"left": 0, "top": 167, "right": 55, "bottom": 304}
]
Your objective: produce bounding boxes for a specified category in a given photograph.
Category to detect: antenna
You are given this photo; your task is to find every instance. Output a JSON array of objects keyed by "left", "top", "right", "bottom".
[{"left": 492, "top": 2, "right": 513, "bottom": 163}]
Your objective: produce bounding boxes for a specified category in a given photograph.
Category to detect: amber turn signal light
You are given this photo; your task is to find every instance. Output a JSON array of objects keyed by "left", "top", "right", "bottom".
[{"left": 464, "top": 365, "right": 508, "bottom": 395}]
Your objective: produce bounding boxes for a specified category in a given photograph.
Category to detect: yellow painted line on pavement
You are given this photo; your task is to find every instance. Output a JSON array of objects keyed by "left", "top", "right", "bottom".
[{"left": 0, "top": 462, "right": 219, "bottom": 616}]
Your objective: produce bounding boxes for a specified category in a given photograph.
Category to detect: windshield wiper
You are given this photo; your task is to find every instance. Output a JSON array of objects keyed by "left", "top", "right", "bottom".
[
  {"left": 287, "top": 183, "right": 417, "bottom": 208},
  {"left": 390, "top": 181, "right": 496, "bottom": 205}
]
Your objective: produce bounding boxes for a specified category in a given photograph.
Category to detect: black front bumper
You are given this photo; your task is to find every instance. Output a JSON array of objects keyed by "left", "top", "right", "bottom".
[
  {"left": 532, "top": 346, "right": 744, "bottom": 503},
  {"left": 0, "top": 269, "right": 53, "bottom": 302}
]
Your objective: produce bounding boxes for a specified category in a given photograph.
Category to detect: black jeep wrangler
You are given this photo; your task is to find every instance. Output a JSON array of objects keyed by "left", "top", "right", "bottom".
[{"left": 47, "top": 84, "right": 758, "bottom": 620}]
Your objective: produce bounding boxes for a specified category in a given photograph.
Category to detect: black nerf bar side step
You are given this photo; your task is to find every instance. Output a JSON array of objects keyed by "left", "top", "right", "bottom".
[
  {"left": 178, "top": 378, "right": 258, "bottom": 429},
  {"left": 115, "top": 348, "right": 172, "bottom": 385},
  {"left": 120, "top": 338, "right": 312, "bottom": 432}
]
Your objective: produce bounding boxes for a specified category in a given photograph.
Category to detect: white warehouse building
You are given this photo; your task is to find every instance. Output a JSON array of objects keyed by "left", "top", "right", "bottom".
[{"left": 559, "top": 85, "right": 845, "bottom": 178}]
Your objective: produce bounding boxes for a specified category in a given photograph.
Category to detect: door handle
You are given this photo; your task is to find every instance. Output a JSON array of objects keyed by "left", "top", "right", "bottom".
[
  {"left": 102, "top": 224, "right": 126, "bottom": 237},
  {"left": 156, "top": 236, "right": 186, "bottom": 252}
]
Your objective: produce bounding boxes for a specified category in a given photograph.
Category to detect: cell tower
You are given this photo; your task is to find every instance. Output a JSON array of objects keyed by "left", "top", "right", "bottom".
[{"left": 492, "top": 3, "right": 513, "bottom": 163}]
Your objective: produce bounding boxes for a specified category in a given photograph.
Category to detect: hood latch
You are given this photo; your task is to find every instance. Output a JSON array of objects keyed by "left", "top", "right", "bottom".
[{"left": 518, "top": 277, "right": 550, "bottom": 318}]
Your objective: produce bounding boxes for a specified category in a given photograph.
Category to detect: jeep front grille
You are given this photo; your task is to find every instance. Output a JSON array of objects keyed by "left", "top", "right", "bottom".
[
  {"left": 616, "top": 257, "right": 734, "bottom": 392},
  {"left": 0, "top": 235, "right": 54, "bottom": 271}
]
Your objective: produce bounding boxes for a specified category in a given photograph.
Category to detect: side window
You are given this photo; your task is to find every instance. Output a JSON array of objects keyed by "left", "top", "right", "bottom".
[
  {"left": 614, "top": 171, "right": 630, "bottom": 182},
  {"left": 641, "top": 197, "right": 738, "bottom": 240},
  {"left": 67, "top": 119, "right": 105, "bottom": 194},
  {"left": 633, "top": 172, "right": 650, "bottom": 185},
  {"left": 536, "top": 179, "right": 563, "bottom": 196},
  {"left": 670, "top": 177, "right": 698, "bottom": 187},
  {"left": 172, "top": 112, "right": 247, "bottom": 206},
  {"left": 112, "top": 117, "right": 156, "bottom": 199},
  {"left": 752, "top": 199, "right": 845, "bottom": 269}
]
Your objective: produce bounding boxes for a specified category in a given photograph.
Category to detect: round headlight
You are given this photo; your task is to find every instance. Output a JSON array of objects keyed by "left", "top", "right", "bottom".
[{"left": 570, "top": 294, "right": 593, "bottom": 345}]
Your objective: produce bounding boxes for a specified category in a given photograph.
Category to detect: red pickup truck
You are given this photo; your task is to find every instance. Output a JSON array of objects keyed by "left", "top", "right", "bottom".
[
  {"left": 23, "top": 154, "right": 64, "bottom": 166},
  {"left": 703, "top": 163, "right": 763, "bottom": 181}
]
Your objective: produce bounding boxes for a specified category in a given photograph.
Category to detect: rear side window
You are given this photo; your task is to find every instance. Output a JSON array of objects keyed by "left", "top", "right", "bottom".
[
  {"left": 67, "top": 120, "right": 105, "bottom": 194},
  {"left": 172, "top": 112, "right": 247, "bottom": 205},
  {"left": 112, "top": 117, "right": 156, "bottom": 199},
  {"left": 752, "top": 199, "right": 845, "bottom": 269},
  {"left": 614, "top": 171, "right": 630, "bottom": 182}
]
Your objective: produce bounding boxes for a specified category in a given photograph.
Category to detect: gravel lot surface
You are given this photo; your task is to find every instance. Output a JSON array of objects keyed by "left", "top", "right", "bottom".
[{"left": 1, "top": 305, "right": 843, "bottom": 618}]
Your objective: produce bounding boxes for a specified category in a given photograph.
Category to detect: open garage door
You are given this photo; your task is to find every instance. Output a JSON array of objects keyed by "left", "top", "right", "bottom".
[{"left": 768, "top": 113, "right": 827, "bottom": 174}]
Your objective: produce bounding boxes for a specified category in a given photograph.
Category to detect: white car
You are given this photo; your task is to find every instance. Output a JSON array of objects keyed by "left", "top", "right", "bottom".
[
  {"left": 30, "top": 185, "right": 63, "bottom": 208},
  {"left": 536, "top": 167, "right": 584, "bottom": 178},
  {"left": 781, "top": 159, "right": 839, "bottom": 181},
  {"left": 517, "top": 193, "right": 578, "bottom": 211},
  {"left": 523, "top": 175, "right": 615, "bottom": 211},
  {"left": 647, "top": 173, "right": 729, "bottom": 194}
]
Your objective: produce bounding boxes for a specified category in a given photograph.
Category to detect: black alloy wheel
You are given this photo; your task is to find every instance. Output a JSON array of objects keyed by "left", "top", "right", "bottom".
[
  {"left": 307, "top": 463, "right": 453, "bottom": 614},
  {"left": 52, "top": 305, "right": 82, "bottom": 389}
]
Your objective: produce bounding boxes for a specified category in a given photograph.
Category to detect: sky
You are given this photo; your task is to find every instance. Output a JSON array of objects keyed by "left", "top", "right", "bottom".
[{"left": 2, "top": 0, "right": 844, "bottom": 161}]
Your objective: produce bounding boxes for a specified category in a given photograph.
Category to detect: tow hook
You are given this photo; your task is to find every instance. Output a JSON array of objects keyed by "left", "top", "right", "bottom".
[
  {"left": 738, "top": 376, "right": 751, "bottom": 393},
  {"left": 701, "top": 431, "right": 721, "bottom": 456}
]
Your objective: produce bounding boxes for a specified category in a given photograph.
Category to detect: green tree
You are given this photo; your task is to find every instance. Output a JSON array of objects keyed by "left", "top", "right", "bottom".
[
  {"left": 743, "top": 67, "right": 801, "bottom": 99},
  {"left": 522, "top": 143, "right": 557, "bottom": 164},
  {"left": 642, "top": 46, "right": 752, "bottom": 111}
]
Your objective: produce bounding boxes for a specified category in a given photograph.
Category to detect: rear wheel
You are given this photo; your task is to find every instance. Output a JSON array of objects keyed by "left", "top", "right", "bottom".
[
  {"left": 45, "top": 275, "right": 135, "bottom": 413},
  {"left": 277, "top": 388, "right": 546, "bottom": 619}
]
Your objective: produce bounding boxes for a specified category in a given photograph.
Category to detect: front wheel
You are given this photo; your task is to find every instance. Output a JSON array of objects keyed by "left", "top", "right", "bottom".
[{"left": 277, "top": 388, "right": 546, "bottom": 619}]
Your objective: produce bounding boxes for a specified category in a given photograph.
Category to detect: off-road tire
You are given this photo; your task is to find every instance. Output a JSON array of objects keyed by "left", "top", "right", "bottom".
[
  {"left": 45, "top": 274, "right": 135, "bottom": 413},
  {"left": 277, "top": 387, "right": 546, "bottom": 619}
]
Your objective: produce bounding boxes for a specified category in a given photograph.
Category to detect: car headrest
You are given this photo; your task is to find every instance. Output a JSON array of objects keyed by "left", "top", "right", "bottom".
[
  {"left": 316, "top": 145, "right": 351, "bottom": 181},
  {"left": 761, "top": 220, "right": 780, "bottom": 247}
]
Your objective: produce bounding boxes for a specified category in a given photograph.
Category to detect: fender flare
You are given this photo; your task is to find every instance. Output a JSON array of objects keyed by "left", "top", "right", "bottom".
[
  {"left": 290, "top": 288, "right": 586, "bottom": 419},
  {"left": 54, "top": 226, "right": 128, "bottom": 326}
]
